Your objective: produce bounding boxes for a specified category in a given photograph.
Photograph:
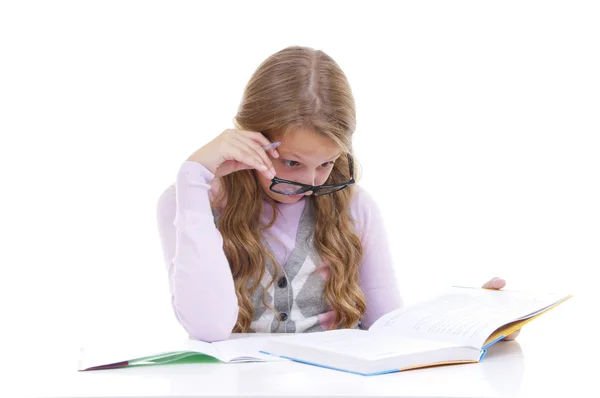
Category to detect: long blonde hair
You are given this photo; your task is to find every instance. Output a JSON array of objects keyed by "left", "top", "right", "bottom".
[{"left": 215, "top": 46, "right": 365, "bottom": 332}]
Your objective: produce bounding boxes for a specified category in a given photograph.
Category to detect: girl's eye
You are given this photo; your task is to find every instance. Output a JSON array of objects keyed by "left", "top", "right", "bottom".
[
  {"left": 283, "top": 160, "right": 300, "bottom": 167},
  {"left": 282, "top": 160, "right": 334, "bottom": 168}
]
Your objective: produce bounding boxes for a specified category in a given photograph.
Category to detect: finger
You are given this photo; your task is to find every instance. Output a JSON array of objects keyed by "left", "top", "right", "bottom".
[
  {"left": 238, "top": 130, "right": 271, "bottom": 146},
  {"left": 504, "top": 329, "right": 520, "bottom": 341},
  {"left": 228, "top": 142, "right": 274, "bottom": 179},
  {"left": 232, "top": 162, "right": 255, "bottom": 172},
  {"left": 225, "top": 141, "right": 267, "bottom": 171},
  {"left": 238, "top": 130, "right": 280, "bottom": 159},
  {"left": 234, "top": 135, "right": 277, "bottom": 175},
  {"left": 482, "top": 277, "right": 506, "bottom": 290},
  {"left": 267, "top": 146, "right": 280, "bottom": 159},
  {"left": 261, "top": 142, "right": 281, "bottom": 158}
]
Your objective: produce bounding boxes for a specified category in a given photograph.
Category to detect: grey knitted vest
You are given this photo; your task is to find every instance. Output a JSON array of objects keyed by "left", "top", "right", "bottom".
[{"left": 214, "top": 199, "right": 360, "bottom": 333}]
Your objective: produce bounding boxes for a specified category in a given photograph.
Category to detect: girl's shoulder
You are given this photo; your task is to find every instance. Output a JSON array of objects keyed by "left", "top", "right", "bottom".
[
  {"left": 349, "top": 184, "right": 385, "bottom": 237},
  {"left": 350, "top": 184, "right": 382, "bottom": 215}
]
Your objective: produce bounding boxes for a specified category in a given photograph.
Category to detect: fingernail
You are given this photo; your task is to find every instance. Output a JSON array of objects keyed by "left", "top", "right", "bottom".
[
  {"left": 272, "top": 149, "right": 279, "bottom": 158},
  {"left": 271, "top": 167, "right": 276, "bottom": 176}
]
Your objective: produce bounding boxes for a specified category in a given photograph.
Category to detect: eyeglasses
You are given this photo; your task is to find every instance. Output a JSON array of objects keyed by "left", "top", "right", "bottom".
[{"left": 269, "top": 154, "right": 355, "bottom": 196}]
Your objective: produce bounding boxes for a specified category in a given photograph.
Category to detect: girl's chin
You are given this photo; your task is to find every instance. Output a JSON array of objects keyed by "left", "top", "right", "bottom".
[{"left": 274, "top": 193, "right": 306, "bottom": 203}]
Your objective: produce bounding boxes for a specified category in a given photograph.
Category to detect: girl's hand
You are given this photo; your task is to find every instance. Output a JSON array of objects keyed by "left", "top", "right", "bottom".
[
  {"left": 481, "top": 277, "right": 521, "bottom": 341},
  {"left": 187, "top": 129, "right": 279, "bottom": 179}
]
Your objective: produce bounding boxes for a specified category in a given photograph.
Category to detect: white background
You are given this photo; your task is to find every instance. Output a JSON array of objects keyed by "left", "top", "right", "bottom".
[{"left": 1, "top": 0, "right": 598, "bottom": 359}]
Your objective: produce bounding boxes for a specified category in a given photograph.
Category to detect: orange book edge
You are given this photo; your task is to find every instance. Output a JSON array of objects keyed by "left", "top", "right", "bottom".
[
  {"left": 399, "top": 294, "right": 573, "bottom": 371},
  {"left": 483, "top": 294, "right": 573, "bottom": 346}
]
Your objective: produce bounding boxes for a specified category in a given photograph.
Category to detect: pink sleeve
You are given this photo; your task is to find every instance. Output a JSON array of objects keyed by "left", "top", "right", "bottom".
[
  {"left": 156, "top": 161, "right": 239, "bottom": 342},
  {"left": 351, "top": 186, "right": 404, "bottom": 329}
]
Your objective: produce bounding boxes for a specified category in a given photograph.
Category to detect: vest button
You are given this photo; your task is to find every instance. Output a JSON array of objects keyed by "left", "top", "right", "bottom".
[
  {"left": 277, "top": 277, "right": 288, "bottom": 288},
  {"left": 279, "top": 312, "right": 288, "bottom": 321}
]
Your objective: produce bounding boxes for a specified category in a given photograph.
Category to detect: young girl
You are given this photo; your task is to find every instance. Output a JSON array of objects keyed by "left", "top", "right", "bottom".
[{"left": 156, "top": 46, "right": 517, "bottom": 342}]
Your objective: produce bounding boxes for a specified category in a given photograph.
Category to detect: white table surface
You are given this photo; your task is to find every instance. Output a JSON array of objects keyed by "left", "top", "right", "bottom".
[{"left": 4, "top": 296, "right": 594, "bottom": 398}]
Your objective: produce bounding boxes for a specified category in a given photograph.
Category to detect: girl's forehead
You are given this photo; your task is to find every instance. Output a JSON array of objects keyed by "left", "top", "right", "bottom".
[{"left": 276, "top": 128, "right": 341, "bottom": 160}]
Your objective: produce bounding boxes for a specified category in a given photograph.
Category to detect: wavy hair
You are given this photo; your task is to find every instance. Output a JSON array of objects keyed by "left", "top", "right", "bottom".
[{"left": 214, "top": 46, "right": 365, "bottom": 332}]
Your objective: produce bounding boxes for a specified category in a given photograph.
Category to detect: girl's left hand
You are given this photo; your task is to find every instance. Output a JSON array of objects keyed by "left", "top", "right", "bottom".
[{"left": 481, "top": 277, "right": 521, "bottom": 341}]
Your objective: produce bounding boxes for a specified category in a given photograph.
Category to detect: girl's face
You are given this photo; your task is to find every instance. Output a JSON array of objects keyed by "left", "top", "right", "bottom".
[{"left": 257, "top": 129, "right": 341, "bottom": 204}]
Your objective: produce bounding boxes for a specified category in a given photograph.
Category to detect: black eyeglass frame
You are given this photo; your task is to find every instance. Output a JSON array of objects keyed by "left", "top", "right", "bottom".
[{"left": 268, "top": 154, "right": 355, "bottom": 196}]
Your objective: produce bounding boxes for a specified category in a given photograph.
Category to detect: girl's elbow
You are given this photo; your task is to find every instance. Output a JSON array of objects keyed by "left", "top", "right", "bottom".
[
  {"left": 187, "top": 325, "right": 233, "bottom": 342},
  {"left": 176, "top": 306, "right": 239, "bottom": 343}
]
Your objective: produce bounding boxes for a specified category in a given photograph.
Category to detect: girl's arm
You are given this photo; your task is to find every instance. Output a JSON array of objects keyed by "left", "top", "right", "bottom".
[
  {"left": 351, "top": 186, "right": 404, "bottom": 329},
  {"left": 156, "top": 161, "right": 239, "bottom": 341}
]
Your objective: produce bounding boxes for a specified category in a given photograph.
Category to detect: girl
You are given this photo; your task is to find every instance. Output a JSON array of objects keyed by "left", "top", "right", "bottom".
[{"left": 156, "top": 46, "right": 517, "bottom": 342}]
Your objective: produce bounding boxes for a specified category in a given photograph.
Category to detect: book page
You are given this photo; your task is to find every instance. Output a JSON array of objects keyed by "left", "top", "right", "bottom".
[
  {"left": 211, "top": 334, "right": 289, "bottom": 362},
  {"left": 369, "top": 287, "right": 568, "bottom": 348},
  {"left": 262, "top": 329, "right": 465, "bottom": 360}
]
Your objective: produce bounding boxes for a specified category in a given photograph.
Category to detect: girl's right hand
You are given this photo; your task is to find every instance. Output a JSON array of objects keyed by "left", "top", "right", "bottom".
[{"left": 187, "top": 129, "right": 279, "bottom": 179}]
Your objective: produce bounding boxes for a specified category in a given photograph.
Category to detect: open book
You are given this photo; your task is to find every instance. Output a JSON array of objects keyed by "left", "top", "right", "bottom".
[
  {"left": 78, "top": 334, "right": 286, "bottom": 371},
  {"left": 259, "top": 286, "right": 572, "bottom": 376}
]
